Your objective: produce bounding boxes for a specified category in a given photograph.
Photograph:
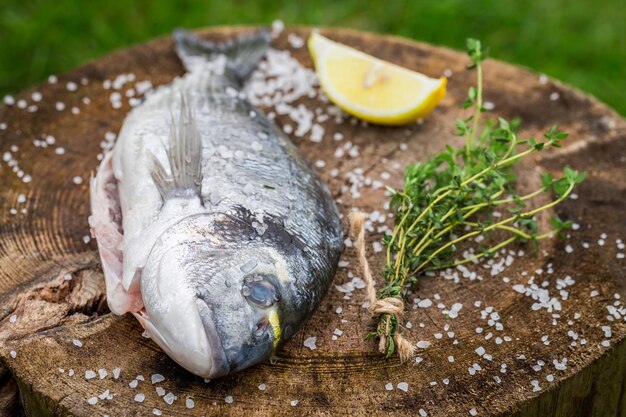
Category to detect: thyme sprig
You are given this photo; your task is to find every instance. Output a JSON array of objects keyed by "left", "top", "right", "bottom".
[{"left": 370, "top": 39, "right": 586, "bottom": 358}]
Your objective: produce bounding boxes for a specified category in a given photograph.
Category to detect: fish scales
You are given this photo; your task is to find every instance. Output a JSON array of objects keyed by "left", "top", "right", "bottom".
[{"left": 90, "top": 29, "right": 343, "bottom": 378}]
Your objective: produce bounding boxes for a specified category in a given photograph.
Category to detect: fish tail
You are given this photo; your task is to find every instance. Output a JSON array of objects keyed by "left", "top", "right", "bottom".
[
  {"left": 174, "top": 28, "right": 271, "bottom": 84},
  {"left": 148, "top": 95, "right": 203, "bottom": 200}
]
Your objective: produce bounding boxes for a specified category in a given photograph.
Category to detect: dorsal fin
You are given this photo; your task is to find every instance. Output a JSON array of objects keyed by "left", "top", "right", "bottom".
[{"left": 148, "top": 96, "right": 203, "bottom": 199}]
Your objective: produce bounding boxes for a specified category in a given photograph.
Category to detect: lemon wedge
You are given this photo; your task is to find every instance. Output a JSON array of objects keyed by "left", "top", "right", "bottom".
[{"left": 308, "top": 33, "right": 446, "bottom": 125}]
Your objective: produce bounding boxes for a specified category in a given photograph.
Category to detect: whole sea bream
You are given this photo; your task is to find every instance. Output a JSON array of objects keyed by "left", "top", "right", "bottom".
[{"left": 89, "top": 29, "right": 343, "bottom": 378}]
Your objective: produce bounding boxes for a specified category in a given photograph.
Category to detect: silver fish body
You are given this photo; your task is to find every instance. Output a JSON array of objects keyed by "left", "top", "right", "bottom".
[{"left": 89, "top": 30, "right": 343, "bottom": 378}]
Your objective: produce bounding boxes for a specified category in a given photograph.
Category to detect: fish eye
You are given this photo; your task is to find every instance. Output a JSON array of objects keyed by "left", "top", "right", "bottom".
[{"left": 242, "top": 276, "right": 280, "bottom": 308}]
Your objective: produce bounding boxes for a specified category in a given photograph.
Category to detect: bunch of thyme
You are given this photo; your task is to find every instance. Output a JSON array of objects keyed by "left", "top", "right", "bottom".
[{"left": 369, "top": 39, "right": 586, "bottom": 358}]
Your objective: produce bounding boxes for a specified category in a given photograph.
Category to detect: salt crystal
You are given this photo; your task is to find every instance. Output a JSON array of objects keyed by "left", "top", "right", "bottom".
[
  {"left": 416, "top": 340, "right": 431, "bottom": 349},
  {"left": 546, "top": 374, "right": 554, "bottom": 382},
  {"left": 417, "top": 299, "right": 432, "bottom": 308},
  {"left": 397, "top": 382, "right": 409, "bottom": 392},
  {"left": 549, "top": 92, "right": 560, "bottom": 101},
  {"left": 10, "top": 351, "right": 17, "bottom": 358},
  {"left": 601, "top": 340, "right": 610, "bottom": 347},
  {"left": 419, "top": 408, "right": 428, "bottom": 416},
  {"left": 134, "top": 393, "right": 145, "bottom": 403},
  {"left": 186, "top": 398, "right": 195, "bottom": 409},
  {"left": 385, "top": 382, "right": 393, "bottom": 391},
  {"left": 113, "top": 368, "right": 121, "bottom": 379},
  {"left": 475, "top": 346, "right": 485, "bottom": 356},
  {"left": 3, "top": 95, "right": 15, "bottom": 105},
  {"left": 73, "top": 176, "right": 83, "bottom": 185},
  {"left": 87, "top": 397, "right": 98, "bottom": 405},
  {"left": 98, "top": 389, "right": 110, "bottom": 400},
  {"left": 163, "top": 392, "right": 176, "bottom": 405},
  {"left": 303, "top": 336, "right": 317, "bottom": 350},
  {"left": 470, "top": 408, "right": 478, "bottom": 416},
  {"left": 72, "top": 339, "right": 83, "bottom": 347},
  {"left": 98, "top": 368, "right": 108, "bottom": 379},
  {"left": 56, "top": 102, "right": 65, "bottom": 111},
  {"left": 9, "top": 314, "right": 17, "bottom": 323},
  {"left": 448, "top": 356, "right": 455, "bottom": 363},
  {"left": 291, "top": 399, "right": 299, "bottom": 406},
  {"left": 151, "top": 374, "right": 165, "bottom": 384},
  {"left": 225, "top": 395, "right": 234, "bottom": 404},
  {"left": 152, "top": 409, "right": 162, "bottom": 416},
  {"left": 258, "top": 383, "right": 266, "bottom": 391},
  {"left": 129, "top": 380, "right": 138, "bottom": 388}
]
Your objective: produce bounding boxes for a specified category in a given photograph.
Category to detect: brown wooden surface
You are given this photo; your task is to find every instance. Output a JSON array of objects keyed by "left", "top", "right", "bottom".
[{"left": 0, "top": 26, "right": 625, "bottom": 417}]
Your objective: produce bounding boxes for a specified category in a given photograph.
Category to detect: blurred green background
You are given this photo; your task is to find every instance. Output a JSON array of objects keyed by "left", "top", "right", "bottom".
[{"left": 1, "top": 0, "right": 624, "bottom": 114}]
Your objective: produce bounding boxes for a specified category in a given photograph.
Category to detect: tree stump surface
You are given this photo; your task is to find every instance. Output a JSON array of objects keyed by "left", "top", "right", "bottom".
[{"left": 0, "top": 26, "right": 624, "bottom": 417}]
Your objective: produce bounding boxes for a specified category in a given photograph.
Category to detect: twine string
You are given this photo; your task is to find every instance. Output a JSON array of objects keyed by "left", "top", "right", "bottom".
[{"left": 349, "top": 211, "right": 416, "bottom": 362}]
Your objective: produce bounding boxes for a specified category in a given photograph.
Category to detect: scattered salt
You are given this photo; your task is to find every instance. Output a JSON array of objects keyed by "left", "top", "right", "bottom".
[
  {"left": 134, "top": 393, "right": 145, "bottom": 403},
  {"left": 397, "top": 382, "right": 409, "bottom": 392}
]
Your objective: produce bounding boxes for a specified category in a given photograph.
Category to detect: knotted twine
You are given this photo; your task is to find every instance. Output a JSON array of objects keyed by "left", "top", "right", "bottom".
[{"left": 349, "top": 211, "right": 416, "bottom": 362}]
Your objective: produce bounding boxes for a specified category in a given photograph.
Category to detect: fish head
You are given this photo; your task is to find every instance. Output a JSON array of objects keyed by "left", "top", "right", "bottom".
[{"left": 139, "top": 213, "right": 305, "bottom": 379}]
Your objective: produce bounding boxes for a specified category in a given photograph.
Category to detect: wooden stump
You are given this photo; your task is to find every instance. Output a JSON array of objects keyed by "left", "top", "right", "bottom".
[{"left": 0, "top": 26, "right": 625, "bottom": 417}]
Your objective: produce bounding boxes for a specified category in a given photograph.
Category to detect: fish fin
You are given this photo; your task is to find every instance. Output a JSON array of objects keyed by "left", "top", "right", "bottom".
[
  {"left": 174, "top": 28, "right": 271, "bottom": 82},
  {"left": 149, "top": 96, "right": 203, "bottom": 199}
]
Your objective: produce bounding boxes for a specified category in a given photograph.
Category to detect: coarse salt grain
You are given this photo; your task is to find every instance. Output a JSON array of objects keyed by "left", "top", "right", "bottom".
[
  {"left": 225, "top": 395, "right": 234, "bottom": 404},
  {"left": 303, "top": 336, "right": 317, "bottom": 350},
  {"left": 85, "top": 370, "right": 96, "bottom": 380},
  {"left": 98, "top": 368, "right": 108, "bottom": 379},
  {"left": 470, "top": 408, "right": 478, "bottom": 416},
  {"left": 113, "top": 368, "right": 121, "bottom": 379},
  {"left": 291, "top": 399, "right": 299, "bottom": 406},
  {"left": 258, "top": 383, "right": 266, "bottom": 391},
  {"left": 416, "top": 340, "right": 431, "bottom": 349},
  {"left": 397, "top": 382, "right": 409, "bottom": 392},
  {"left": 151, "top": 374, "right": 165, "bottom": 384},
  {"left": 186, "top": 398, "right": 195, "bottom": 409},
  {"left": 129, "top": 380, "right": 138, "bottom": 388},
  {"left": 87, "top": 397, "right": 98, "bottom": 405},
  {"left": 163, "top": 392, "right": 176, "bottom": 405},
  {"left": 385, "top": 382, "right": 393, "bottom": 391},
  {"left": 10, "top": 351, "right": 17, "bottom": 358},
  {"left": 72, "top": 339, "right": 83, "bottom": 347},
  {"left": 134, "top": 393, "right": 145, "bottom": 403}
]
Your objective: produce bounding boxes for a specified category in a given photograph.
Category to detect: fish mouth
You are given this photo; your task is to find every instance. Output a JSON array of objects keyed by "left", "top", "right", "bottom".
[{"left": 133, "top": 303, "right": 229, "bottom": 379}]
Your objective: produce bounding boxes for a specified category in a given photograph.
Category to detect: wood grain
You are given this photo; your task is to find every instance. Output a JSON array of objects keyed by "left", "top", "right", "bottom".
[{"left": 0, "top": 26, "right": 624, "bottom": 417}]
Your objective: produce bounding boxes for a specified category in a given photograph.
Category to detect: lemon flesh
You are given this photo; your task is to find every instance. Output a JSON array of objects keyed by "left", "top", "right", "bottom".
[{"left": 308, "top": 33, "right": 446, "bottom": 126}]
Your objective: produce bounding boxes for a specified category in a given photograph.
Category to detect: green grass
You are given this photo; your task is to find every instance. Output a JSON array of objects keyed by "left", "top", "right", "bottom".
[{"left": 1, "top": 0, "right": 624, "bottom": 114}]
